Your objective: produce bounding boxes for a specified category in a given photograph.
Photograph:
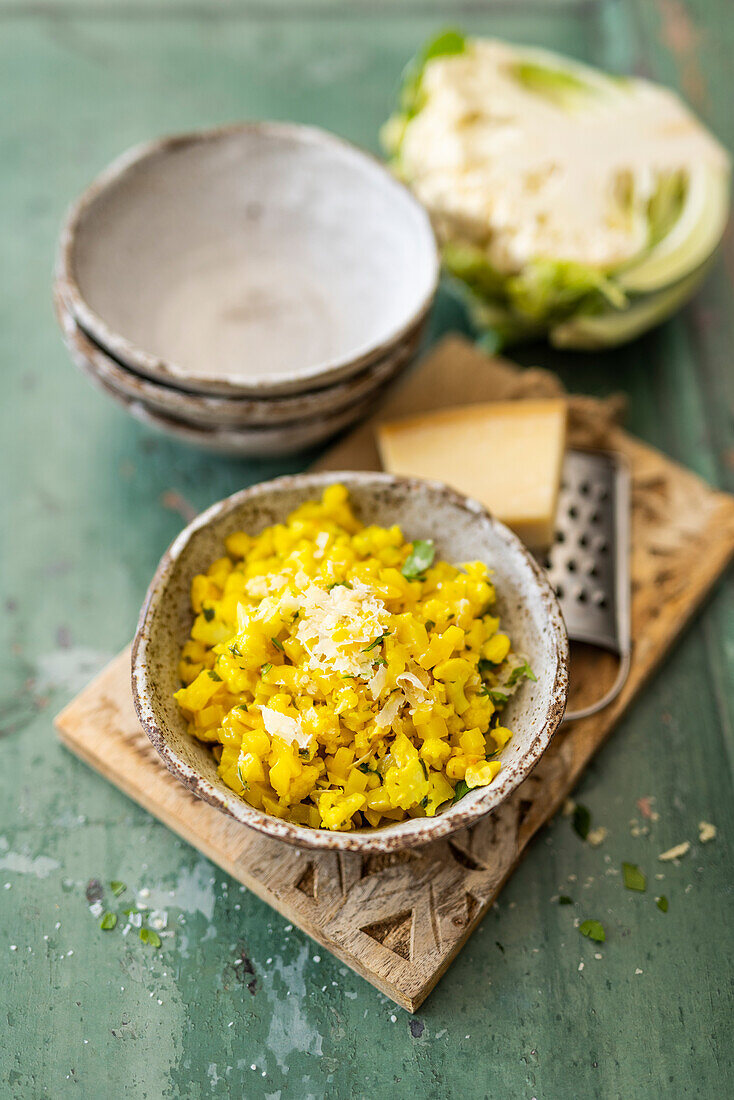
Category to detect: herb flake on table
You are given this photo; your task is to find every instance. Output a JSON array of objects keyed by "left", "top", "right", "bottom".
[
  {"left": 573, "top": 803, "right": 591, "bottom": 840},
  {"left": 622, "top": 862, "right": 646, "bottom": 892},
  {"left": 558, "top": 895, "right": 573, "bottom": 905},
  {"left": 656, "top": 895, "right": 669, "bottom": 912},
  {"left": 110, "top": 880, "right": 126, "bottom": 897},
  {"left": 100, "top": 912, "right": 117, "bottom": 931},
  {"left": 579, "top": 919, "right": 605, "bottom": 943},
  {"left": 139, "top": 928, "right": 162, "bottom": 948}
]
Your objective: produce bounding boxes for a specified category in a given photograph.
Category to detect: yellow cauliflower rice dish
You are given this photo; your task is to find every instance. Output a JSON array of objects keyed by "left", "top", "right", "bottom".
[{"left": 173, "top": 484, "right": 535, "bottom": 832}]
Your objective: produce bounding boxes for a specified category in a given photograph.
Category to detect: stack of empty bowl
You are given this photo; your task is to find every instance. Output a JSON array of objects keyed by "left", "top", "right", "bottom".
[{"left": 54, "top": 123, "right": 439, "bottom": 457}]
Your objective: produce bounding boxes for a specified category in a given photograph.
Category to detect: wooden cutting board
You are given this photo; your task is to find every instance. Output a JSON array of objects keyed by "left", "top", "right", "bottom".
[{"left": 55, "top": 336, "right": 734, "bottom": 1011}]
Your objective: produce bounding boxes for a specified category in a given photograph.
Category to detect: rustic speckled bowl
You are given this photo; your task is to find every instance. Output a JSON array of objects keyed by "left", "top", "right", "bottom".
[
  {"left": 55, "top": 288, "right": 419, "bottom": 430},
  {"left": 69, "top": 355, "right": 380, "bottom": 457},
  {"left": 56, "top": 122, "right": 438, "bottom": 397},
  {"left": 131, "top": 472, "right": 568, "bottom": 852}
]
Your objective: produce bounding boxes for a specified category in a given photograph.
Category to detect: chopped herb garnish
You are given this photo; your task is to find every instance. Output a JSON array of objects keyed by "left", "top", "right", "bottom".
[
  {"left": 208, "top": 670, "right": 222, "bottom": 682},
  {"left": 420, "top": 795, "right": 429, "bottom": 808},
  {"left": 372, "top": 657, "right": 387, "bottom": 668},
  {"left": 655, "top": 895, "right": 669, "bottom": 913},
  {"left": 425, "top": 620, "right": 435, "bottom": 631},
  {"left": 401, "top": 540, "right": 435, "bottom": 580},
  {"left": 362, "top": 631, "right": 391, "bottom": 653},
  {"left": 139, "top": 927, "right": 162, "bottom": 948},
  {"left": 236, "top": 764, "right": 250, "bottom": 790},
  {"left": 237, "top": 703, "right": 248, "bottom": 712},
  {"left": 479, "top": 683, "right": 510, "bottom": 706},
  {"left": 261, "top": 663, "right": 272, "bottom": 675},
  {"left": 622, "top": 862, "right": 646, "bottom": 892},
  {"left": 420, "top": 760, "right": 429, "bottom": 779},
  {"left": 292, "top": 610, "right": 300, "bottom": 621},
  {"left": 452, "top": 779, "right": 470, "bottom": 804},
  {"left": 477, "top": 658, "right": 493, "bottom": 677},
  {"left": 229, "top": 643, "right": 242, "bottom": 657},
  {"left": 271, "top": 636, "right": 285, "bottom": 652},
  {"left": 495, "top": 941, "right": 505, "bottom": 953},
  {"left": 202, "top": 607, "right": 215, "bottom": 622},
  {"left": 507, "top": 659, "right": 537, "bottom": 687},
  {"left": 358, "top": 762, "right": 377, "bottom": 774},
  {"left": 573, "top": 803, "right": 591, "bottom": 840},
  {"left": 298, "top": 748, "right": 310, "bottom": 760},
  {"left": 122, "top": 906, "right": 139, "bottom": 916},
  {"left": 327, "top": 581, "right": 352, "bottom": 591},
  {"left": 100, "top": 911, "right": 117, "bottom": 931},
  {"left": 579, "top": 919, "right": 605, "bottom": 943},
  {"left": 558, "top": 895, "right": 573, "bottom": 905},
  {"left": 110, "top": 880, "right": 126, "bottom": 897}
]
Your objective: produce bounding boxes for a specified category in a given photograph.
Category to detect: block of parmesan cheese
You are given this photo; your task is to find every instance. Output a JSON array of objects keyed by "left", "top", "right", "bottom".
[{"left": 377, "top": 399, "right": 567, "bottom": 549}]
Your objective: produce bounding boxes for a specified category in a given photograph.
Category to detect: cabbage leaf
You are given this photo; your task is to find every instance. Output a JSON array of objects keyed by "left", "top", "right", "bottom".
[
  {"left": 506, "top": 258, "right": 627, "bottom": 323},
  {"left": 382, "top": 29, "right": 466, "bottom": 158}
]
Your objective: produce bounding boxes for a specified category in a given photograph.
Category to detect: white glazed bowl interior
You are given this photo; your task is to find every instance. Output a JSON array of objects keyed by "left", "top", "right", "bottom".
[
  {"left": 61, "top": 124, "right": 438, "bottom": 394},
  {"left": 132, "top": 472, "right": 568, "bottom": 852}
]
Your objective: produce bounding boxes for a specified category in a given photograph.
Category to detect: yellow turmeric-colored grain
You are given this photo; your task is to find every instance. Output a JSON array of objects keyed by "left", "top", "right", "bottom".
[{"left": 174, "top": 485, "right": 534, "bottom": 831}]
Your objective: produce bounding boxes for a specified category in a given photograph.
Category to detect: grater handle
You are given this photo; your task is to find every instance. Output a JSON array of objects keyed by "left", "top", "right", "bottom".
[{"left": 562, "top": 648, "right": 631, "bottom": 723}]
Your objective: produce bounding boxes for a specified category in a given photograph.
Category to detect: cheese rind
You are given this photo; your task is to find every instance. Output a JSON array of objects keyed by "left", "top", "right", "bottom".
[{"left": 377, "top": 399, "right": 567, "bottom": 549}]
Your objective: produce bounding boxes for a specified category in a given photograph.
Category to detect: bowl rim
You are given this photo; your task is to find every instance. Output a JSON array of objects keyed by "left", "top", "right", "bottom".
[
  {"left": 55, "top": 120, "right": 440, "bottom": 397},
  {"left": 131, "top": 471, "right": 569, "bottom": 852},
  {"left": 68, "top": 352, "right": 378, "bottom": 456}
]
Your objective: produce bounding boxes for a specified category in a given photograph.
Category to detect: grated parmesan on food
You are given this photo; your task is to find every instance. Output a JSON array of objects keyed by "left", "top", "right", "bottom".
[
  {"left": 260, "top": 706, "right": 311, "bottom": 751},
  {"left": 293, "top": 580, "right": 390, "bottom": 679}
]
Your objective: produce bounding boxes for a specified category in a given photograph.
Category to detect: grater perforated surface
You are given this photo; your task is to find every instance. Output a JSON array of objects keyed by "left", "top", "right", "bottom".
[{"left": 542, "top": 450, "right": 631, "bottom": 721}]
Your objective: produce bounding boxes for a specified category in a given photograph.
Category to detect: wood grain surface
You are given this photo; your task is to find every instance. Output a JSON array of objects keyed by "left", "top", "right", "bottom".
[{"left": 55, "top": 339, "right": 734, "bottom": 1010}]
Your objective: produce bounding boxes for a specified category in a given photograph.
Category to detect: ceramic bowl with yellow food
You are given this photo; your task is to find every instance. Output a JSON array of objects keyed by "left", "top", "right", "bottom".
[{"left": 131, "top": 472, "right": 568, "bottom": 852}]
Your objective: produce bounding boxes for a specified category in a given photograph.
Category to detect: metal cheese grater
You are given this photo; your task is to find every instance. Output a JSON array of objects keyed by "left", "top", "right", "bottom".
[{"left": 541, "top": 450, "right": 631, "bottom": 722}]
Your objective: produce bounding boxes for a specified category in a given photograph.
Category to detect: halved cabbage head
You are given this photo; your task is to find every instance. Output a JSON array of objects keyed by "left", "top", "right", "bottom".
[{"left": 382, "top": 33, "right": 730, "bottom": 350}]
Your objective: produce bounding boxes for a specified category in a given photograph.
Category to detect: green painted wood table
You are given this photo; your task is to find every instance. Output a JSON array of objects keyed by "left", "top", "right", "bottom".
[{"left": 2, "top": 1, "right": 732, "bottom": 1096}]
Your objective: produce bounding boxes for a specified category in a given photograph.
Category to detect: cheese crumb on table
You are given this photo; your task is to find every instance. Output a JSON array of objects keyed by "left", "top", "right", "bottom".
[
  {"left": 377, "top": 399, "right": 567, "bottom": 549},
  {"left": 658, "top": 841, "right": 691, "bottom": 862}
]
